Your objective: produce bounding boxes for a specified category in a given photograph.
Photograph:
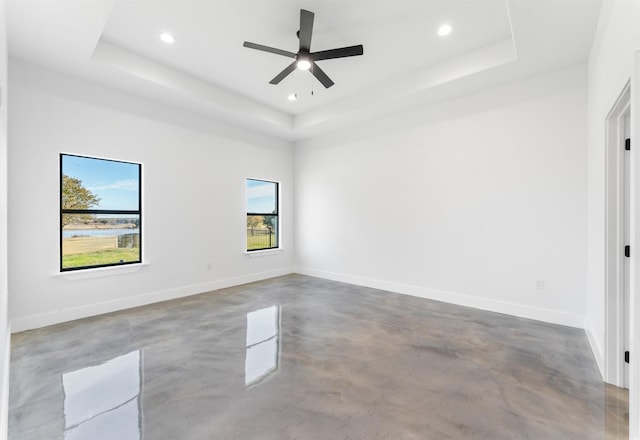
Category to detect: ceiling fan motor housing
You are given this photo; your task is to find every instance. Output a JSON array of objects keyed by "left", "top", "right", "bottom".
[{"left": 243, "top": 9, "right": 364, "bottom": 88}]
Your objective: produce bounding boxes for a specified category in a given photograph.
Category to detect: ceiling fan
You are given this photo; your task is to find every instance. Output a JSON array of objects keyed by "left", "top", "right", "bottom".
[{"left": 243, "top": 9, "right": 364, "bottom": 89}]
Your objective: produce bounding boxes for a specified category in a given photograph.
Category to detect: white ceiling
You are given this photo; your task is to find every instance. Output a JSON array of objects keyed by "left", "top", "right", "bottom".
[{"left": 6, "top": 0, "right": 602, "bottom": 141}]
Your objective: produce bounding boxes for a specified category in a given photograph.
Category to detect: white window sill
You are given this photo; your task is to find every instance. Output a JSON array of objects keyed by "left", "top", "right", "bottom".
[
  {"left": 244, "top": 248, "right": 284, "bottom": 258},
  {"left": 54, "top": 263, "right": 149, "bottom": 280}
]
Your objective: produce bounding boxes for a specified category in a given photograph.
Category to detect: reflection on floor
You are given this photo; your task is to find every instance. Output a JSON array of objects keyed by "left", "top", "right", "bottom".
[
  {"left": 9, "top": 275, "right": 628, "bottom": 439},
  {"left": 606, "top": 383, "right": 629, "bottom": 439},
  {"left": 245, "top": 305, "right": 280, "bottom": 386},
  {"left": 62, "top": 350, "right": 142, "bottom": 439}
]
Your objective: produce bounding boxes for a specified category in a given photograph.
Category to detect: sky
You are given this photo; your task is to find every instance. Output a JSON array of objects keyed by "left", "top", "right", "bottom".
[
  {"left": 63, "top": 157, "right": 276, "bottom": 214},
  {"left": 246, "top": 179, "right": 277, "bottom": 214},
  {"left": 62, "top": 155, "right": 140, "bottom": 211}
]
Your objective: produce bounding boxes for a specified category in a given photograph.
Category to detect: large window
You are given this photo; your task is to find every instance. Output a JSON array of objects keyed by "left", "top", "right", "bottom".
[
  {"left": 60, "top": 154, "right": 141, "bottom": 271},
  {"left": 246, "top": 178, "right": 279, "bottom": 251}
]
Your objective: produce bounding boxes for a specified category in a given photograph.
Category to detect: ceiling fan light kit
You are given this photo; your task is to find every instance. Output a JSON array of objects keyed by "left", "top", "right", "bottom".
[
  {"left": 296, "top": 53, "right": 312, "bottom": 71},
  {"left": 243, "top": 9, "right": 364, "bottom": 89}
]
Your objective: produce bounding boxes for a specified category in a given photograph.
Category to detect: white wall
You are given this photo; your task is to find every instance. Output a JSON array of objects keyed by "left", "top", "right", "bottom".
[
  {"left": 587, "top": 2, "right": 640, "bottom": 438},
  {"left": 0, "top": 1, "right": 8, "bottom": 438},
  {"left": 295, "top": 65, "right": 588, "bottom": 328},
  {"left": 7, "top": 59, "right": 294, "bottom": 331},
  {"left": 586, "top": 0, "right": 640, "bottom": 376}
]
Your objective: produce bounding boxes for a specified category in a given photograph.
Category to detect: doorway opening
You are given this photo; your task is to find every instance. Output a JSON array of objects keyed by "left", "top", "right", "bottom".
[{"left": 605, "top": 81, "right": 631, "bottom": 388}]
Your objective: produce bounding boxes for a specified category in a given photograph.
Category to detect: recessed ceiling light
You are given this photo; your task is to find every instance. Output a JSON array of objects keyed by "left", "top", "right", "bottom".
[
  {"left": 160, "top": 32, "right": 176, "bottom": 44},
  {"left": 288, "top": 93, "right": 297, "bottom": 101},
  {"left": 438, "top": 24, "right": 452, "bottom": 37}
]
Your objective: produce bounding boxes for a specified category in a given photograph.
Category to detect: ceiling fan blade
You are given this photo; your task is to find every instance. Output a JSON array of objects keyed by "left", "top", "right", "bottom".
[
  {"left": 269, "top": 62, "right": 298, "bottom": 85},
  {"left": 311, "top": 62, "right": 335, "bottom": 88},
  {"left": 243, "top": 41, "right": 296, "bottom": 59},
  {"left": 312, "top": 45, "right": 364, "bottom": 61},
  {"left": 298, "top": 9, "right": 314, "bottom": 51}
]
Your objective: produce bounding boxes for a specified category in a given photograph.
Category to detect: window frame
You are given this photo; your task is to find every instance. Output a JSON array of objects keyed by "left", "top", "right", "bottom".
[
  {"left": 60, "top": 153, "right": 142, "bottom": 272},
  {"left": 246, "top": 178, "right": 280, "bottom": 252}
]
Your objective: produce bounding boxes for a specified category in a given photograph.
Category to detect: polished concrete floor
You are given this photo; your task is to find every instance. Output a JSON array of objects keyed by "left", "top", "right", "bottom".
[{"left": 9, "top": 275, "right": 628, "bottom": 439}]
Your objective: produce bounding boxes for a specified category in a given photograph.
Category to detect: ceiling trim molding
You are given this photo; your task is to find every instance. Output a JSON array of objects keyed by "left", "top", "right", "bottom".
[
  {"left": 92, "top": 40, "right": 293, "bottom": 134},
  {"left": 293, "top": 38, "right": 518, "bottom": 138}
]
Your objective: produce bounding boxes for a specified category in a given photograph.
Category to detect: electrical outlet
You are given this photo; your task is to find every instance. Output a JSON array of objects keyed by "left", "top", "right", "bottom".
[{"left": 536, "top": 279, "right": 545, "bottom": 290}]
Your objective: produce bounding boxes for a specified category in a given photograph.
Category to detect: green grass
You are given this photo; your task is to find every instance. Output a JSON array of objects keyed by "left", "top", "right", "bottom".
[
  {"left": 62, "top": 248, "right": 140, "bottom": 269},
  {"left": 247, "top": 234, "right": 277, "bottom": 251}
]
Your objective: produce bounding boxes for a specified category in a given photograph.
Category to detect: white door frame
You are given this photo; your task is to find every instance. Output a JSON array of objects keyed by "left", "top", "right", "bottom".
[
  {"left": 629, "top": 50, "right": 640, "bottom": 440},
  {"left": 604, "top": 81, "right": 630, "bottom": 388}
]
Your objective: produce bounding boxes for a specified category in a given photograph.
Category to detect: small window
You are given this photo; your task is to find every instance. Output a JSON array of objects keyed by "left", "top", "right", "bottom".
[
  {"left": 246, "top": 179, "right": 279, "bottom": 251},
  {"left": 60, "top": 154, "right": 141, "bottom": 271}
]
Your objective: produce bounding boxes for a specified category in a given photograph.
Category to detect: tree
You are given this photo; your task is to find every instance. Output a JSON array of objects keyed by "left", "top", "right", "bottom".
[
  {"left": 62, "top": 174, "right": 101, "bottom": 227},
  {"left": 262, "top": 211, "right": 276, "bottom": 230},
  {"left": 247, "top": 215, "right": 264, "bottom": 228}
]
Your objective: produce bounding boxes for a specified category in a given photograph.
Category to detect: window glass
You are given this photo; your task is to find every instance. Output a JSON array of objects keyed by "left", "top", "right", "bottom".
[
  {"left": 246, "top": 179, "right": 277, "bottom": 213},
  {"left": 61, "top": 154, "right": 141, "bottom": 271},
  {"left": 246, "top": 179, "right": 278, "bottom": 251}
]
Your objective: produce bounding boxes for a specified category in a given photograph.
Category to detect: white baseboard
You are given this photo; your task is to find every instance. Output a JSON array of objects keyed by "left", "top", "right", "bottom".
[
  {"left": 584, "top": 319, "right": 605, "bottom": 380},
  {"left": 1, "top": 324, "right": 10, "bottom": 440},
  {"left": 10, "top": 267, "right": 294, "bottom": 333},
  {"left": 10, "top": 265, "right": 586, "bottom": 332},
  {"left": 295, "top": 267, "right": 585, "bottom": 329}
]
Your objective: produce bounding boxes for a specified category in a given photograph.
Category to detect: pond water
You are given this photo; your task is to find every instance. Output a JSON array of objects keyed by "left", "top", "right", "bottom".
[{"left": 62, "top": 228, "right": 140, "bottom": 238}]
